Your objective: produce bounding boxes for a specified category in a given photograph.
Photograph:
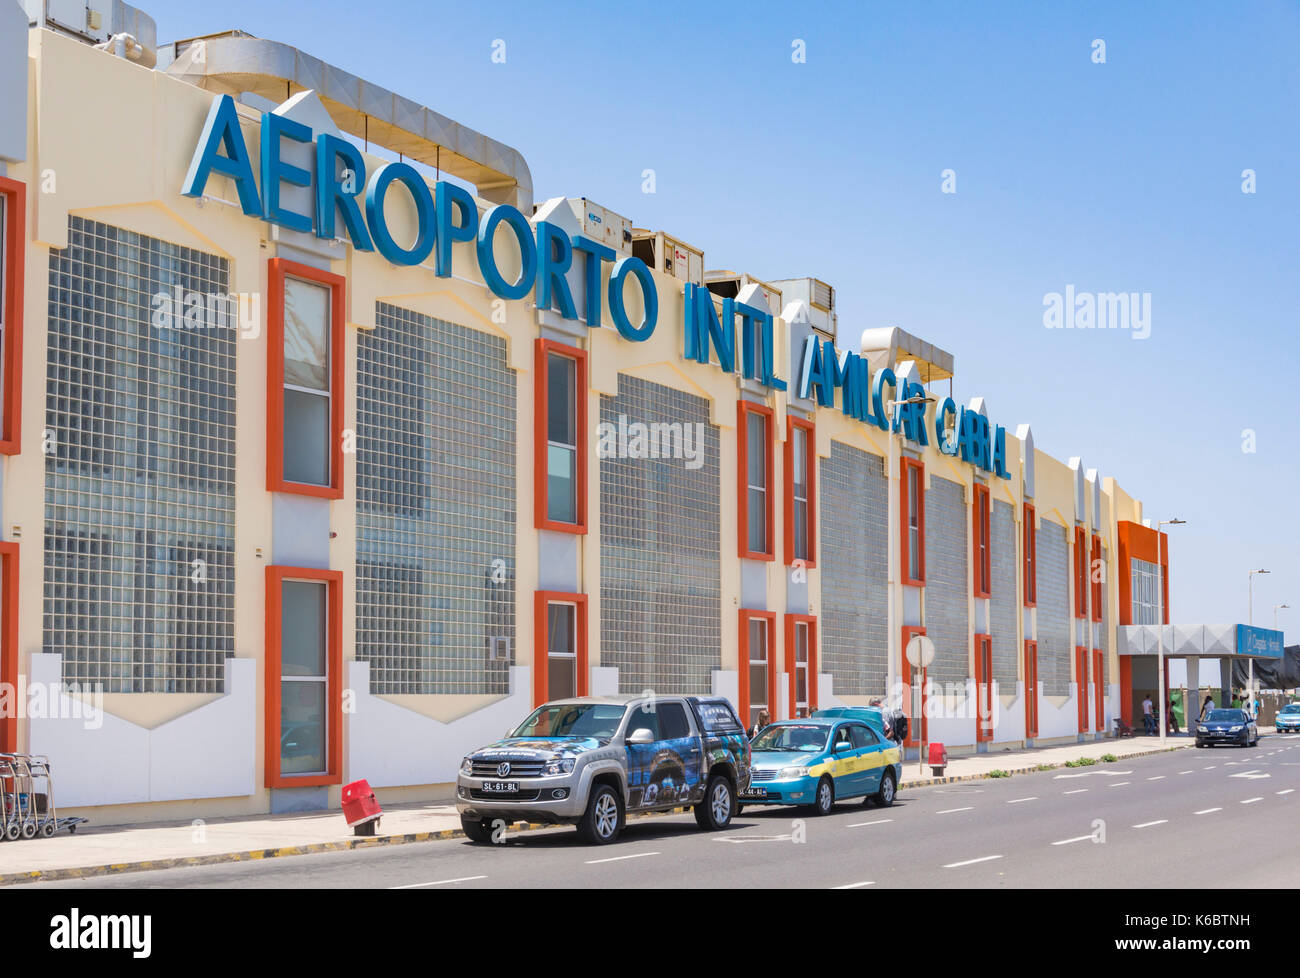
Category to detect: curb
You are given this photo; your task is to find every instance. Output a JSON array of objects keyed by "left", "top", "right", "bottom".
[
  {"left": 0, "top": 746, "right": 1191, "bottom": 886},
  {"left": 0, "top": 806, "right": 697, "bottom": 887},
  {"left": 898, "top": 742, "right": 1190, "bottom": 789}
]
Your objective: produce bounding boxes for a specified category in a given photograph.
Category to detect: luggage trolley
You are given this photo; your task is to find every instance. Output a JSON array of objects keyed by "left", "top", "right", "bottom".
[
  {"left": 0, "top": 753, "right": 36, "bottom": 840},
  {"left": 25, "top": 755, "right": 87, "bottom": 838},
  {"left": 0, "top": 753, "right": 87, "bottom": 839}
]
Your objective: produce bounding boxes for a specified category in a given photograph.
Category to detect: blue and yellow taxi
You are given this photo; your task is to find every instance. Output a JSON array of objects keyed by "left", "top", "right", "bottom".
[
  {"left": 738, "top": 717, "right": 902, "bottom": 815},
  {"left": 1275, "top": 702, "right": 1300, "bottom": 734}
]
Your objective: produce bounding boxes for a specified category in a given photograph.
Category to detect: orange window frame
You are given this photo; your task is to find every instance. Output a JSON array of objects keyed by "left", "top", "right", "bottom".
[
  {"left": 264, "top": 565, "right": 344, "bottom": 789},
  {"left": 267, "top": 258, "right": 346, "bottom": 499},
  {"left": 532, "top": 591, "right": 588, "bottom": 707},
  {"left": 1090, "top": 533, "right": 1103, "bottom": 623},
  {"left": 1024, "top": 639, "right": 1039, "bottom": 739},
  {"left": 0, "top": 177, "right": 26, "bottom": 455},
  {"left": 784, "top": 614, "right": 818, "bottom": 719},
  {"left": 899, "top": 457, "right": 926, "bottom": 586},
  {"left": 974, "top": 633, "right": 993, "bottom": 742},
  {"left": 739, "top": 609, "right": 778, "bottom": 726},
  {"left": 534, "top": 339, "right": 588, "bottom": 535},
  {"left": 0, "top": 542, "right": 18, "bottom": 752},
  {"left": 972, "top": 484, "right": 991, "bottom": 598},
  {"left": 1023, "top": 503, "right": 1037, "bottom": 608},
  {"left": 737, "top": 402, "right": 775, "bottom": 561},
  {"left": 1092, "top": 648, "right": 1105, "bottom": 731},
  {"left": 900, "top": 624, "right": 927, "bottom": 747},
  {"left": 1073, "top": 526, "right": 1089, "bottom": 618},
  {"left": 783, "top": 416, "right": 816, "bottom": 568},
  {"left": 1075, "top": 645, "right": 1090, "bottom": 732}
]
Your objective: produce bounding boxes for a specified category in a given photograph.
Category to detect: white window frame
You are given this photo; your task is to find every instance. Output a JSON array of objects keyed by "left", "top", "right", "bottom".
[
  {"left": 547, "top": 601, "right": 578, "bottom": 699},
  {"left": 746, "top": 412, "right": 768, "bottom": 554},
  {"left": 283, "top": 274, "right": 333, "bottom": 488},
  {"left": 546, "top": 352, "right": 579, "bottom": 524},
  {"left": 793, "top": 620, "right": 809, "bottom": 718},
  {"left": 748, "top": 616, "right": 769, "bottom": 722},
  {"left": 792, "top": 425, "right": 809, "bottom": 561},
  {"left": 281, "top": 577, "right": 330, "bottom": 778}
]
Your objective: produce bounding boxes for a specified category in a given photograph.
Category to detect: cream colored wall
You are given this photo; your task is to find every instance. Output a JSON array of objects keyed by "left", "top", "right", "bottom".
[{"left": 10, "top": 29, "right": 1163, "bottom": 817}]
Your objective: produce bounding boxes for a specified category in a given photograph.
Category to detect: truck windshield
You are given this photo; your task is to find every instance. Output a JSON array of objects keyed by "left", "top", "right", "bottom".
[
  {"left": 751, "top": 725, "right": 830, "bottom": 753},
  {"left": 511, "top": 703, "right": 628, "bottom": 739}
]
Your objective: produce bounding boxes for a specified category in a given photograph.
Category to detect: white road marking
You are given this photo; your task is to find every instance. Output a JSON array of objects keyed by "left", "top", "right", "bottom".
[
  {"left": 585, "top": 851, "right": 660, "bottom": 864},
  {"left": 833, "top": 880, "right": 875, "bottom": 889},
  {"left": 1107, "top": 781, "right": 1131, "bottom": 787},
  {"left": 1100, "top": 770, "right": 1133, "bottom": 776},
  {"left": 1230, "top": 770, "right": 1270, "bottom": 780},
  {"left": 1063, "top": 788, "right": 1088, "bottom": 795},
  {"left": 847, "top": 819, "right": 893, "bottom": 827},
  {"left": 936, "top": 807, "right": 974, "bottom": 814},
  {"left": 1204, "top": 765, "right": 1217, "bottom": 770},
  {"left": 1054, "top": 773, "right": 1090, "bottom": 779},
  {"left": 1179, "top": 770, "right": 1194, "bottom": 775},
  {"left": 1147, "top": 776, "right": 1165, "bottom": 781},
  {"left": 1052, "top": 835, "right": 1095, "bottom": 846},
  {"left": 391, "top": 875, "right": 487, "bottom": 889},
  {"left": 1278, "top": 789, "right": 1295, "bottom": 796},
  {"left": 1133, "top": 820, "right": 1168, "bottom": 828},
  {"left": 944, "top": 854, "right": 1003, "bottom": 868},
  {"left": 1194, "top": 808, "right": 1222, "bottom": 815},
  {"left": 1007, "top": 797, "right": 1038, "bottom": 804},
  {"left": 1240, "top": 797, "right": 1263, "bottom": 805}
]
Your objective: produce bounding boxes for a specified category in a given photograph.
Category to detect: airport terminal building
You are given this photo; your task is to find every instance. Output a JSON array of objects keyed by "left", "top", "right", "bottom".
[{"left": 0, "top": 3, "right": 1276, "bottom": 822}]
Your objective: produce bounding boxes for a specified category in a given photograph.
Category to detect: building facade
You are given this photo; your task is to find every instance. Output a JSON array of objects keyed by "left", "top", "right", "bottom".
[{"left": 0, "top": 9, "right": 1171, "bottom": 822}]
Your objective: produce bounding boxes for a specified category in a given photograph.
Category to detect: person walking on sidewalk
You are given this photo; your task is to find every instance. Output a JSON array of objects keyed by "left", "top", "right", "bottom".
[
  {"left": 1167, "top": 699, "right": 1180, "bottom": 735},
  {"left": 1141, "top": 694, "right": 1155, "bottom": 735}
]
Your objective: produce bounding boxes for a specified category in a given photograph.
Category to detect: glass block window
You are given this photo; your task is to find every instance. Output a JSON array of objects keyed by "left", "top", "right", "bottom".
[
  {"left": 1037, "top": 520, "right": 1071, "bottom": 695},
  {"left": 599, "top": 374, "right": 720, "bottom": 693},
  {"left": 924, "top": 476, "right": 969, "bottom": 686},
  {"left": 44, "top": 217, "right": 236, "bottom": 693},
  {"left": 356, "top": 304, "right": 515, "bottom": 695},
  {"left": 819, "top": 443, "right": 888, "bottom": 696}
]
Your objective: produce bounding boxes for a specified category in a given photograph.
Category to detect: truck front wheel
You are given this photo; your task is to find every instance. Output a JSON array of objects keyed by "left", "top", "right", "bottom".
[
  {"left": 693, "top": 775, "right": 734, "bottom": 831},
  {"left": 577, "top": 784, "right": 623, "bottom": 845},
  {"left": 461, "top": 815, "right": 496, "bottom": 843}
]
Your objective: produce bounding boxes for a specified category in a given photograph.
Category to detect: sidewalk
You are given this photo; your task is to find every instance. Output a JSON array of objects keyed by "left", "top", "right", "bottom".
[{"left": 0, "top": 734, "right": 1191, "bottom": 885}]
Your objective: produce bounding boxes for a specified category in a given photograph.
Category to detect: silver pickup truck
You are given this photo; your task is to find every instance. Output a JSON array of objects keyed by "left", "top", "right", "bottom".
[{"left": 456, "top": 694, "right": 752, "bottom": 845}]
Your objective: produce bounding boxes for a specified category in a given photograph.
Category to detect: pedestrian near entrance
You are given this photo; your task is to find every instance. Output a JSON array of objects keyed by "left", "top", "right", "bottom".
[
  {"left": 1141, "top": 694, "right": 1155, "bottom": 735},
  {"left": 1168, "top": 700, "right": 1180, "bottom": 735},
  {"left": 748, "top": 710, "right": 771, "bottom": 740},
  {"left": 1200, "top": 695, "right": 1215, "bottom": 722}
]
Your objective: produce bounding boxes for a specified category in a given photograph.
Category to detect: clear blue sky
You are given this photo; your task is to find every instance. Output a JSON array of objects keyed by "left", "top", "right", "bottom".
[{"left": 147, "top": 0, "right": 1300, "bottom": 640}]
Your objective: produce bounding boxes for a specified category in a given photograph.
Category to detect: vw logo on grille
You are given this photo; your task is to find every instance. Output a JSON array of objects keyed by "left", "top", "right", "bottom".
[{"left": 497, "top": 762, "right": 511, "bottom": 777}]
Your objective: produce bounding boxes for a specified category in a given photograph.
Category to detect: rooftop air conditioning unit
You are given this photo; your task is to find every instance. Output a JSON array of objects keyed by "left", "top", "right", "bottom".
[
  {"left": 25, "top": 0, "right": 158, "bottom": 67},
  {"left": 811, "top": 278, "right": 835, "bottom": 312}
]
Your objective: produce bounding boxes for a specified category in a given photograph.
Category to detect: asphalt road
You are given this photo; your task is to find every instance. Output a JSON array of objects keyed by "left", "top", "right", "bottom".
[{"left": 27, "top": 735, "right": 1300, "bottom": 889}]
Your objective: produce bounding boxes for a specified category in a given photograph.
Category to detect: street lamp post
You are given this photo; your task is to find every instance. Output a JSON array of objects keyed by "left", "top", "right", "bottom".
[
  {"left": 1274, "top": 603, "right": 1290, "bottom": 631},
  {"left": 1155, "top": 519, "right": 1185, "bottom": 746},
  {"left": 1248, "top": 569, "right": 1270, "bottom": 715}
]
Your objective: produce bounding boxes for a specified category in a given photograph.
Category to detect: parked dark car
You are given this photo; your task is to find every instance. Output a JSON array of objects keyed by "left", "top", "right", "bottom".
[
  {"left": 1196, "top": 708, "right": 1259, "bottom": 748},
  {"left": 456, "top": 694, "right": 751, "bottom": 845}
]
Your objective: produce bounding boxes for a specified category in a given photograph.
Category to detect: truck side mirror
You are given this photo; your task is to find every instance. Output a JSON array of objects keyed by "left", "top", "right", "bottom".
[{"left": 626, "top": 728, "right": 654, "bottom": 745}]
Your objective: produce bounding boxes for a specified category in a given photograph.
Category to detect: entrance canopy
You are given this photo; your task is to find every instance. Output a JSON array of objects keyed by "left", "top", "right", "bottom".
[{"left": 1116, "top": 624, "right": 1284, "bottom": 660}]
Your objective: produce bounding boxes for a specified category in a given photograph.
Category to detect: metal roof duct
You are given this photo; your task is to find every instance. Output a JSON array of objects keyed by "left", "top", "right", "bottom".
[
  {"left": 858, "top": 325, "right": 954, "bottom": 384},
  {"left": 161, "top": 31, "right": 532, "bottom": 210}
]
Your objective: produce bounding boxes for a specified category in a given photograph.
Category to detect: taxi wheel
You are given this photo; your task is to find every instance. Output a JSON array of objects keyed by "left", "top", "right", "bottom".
[
  {"left": 809, "top": 777, "right": 834, "bottom": 816},
  {"left": 874, "top": 770, "right": 897, "bottom": 808}
]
